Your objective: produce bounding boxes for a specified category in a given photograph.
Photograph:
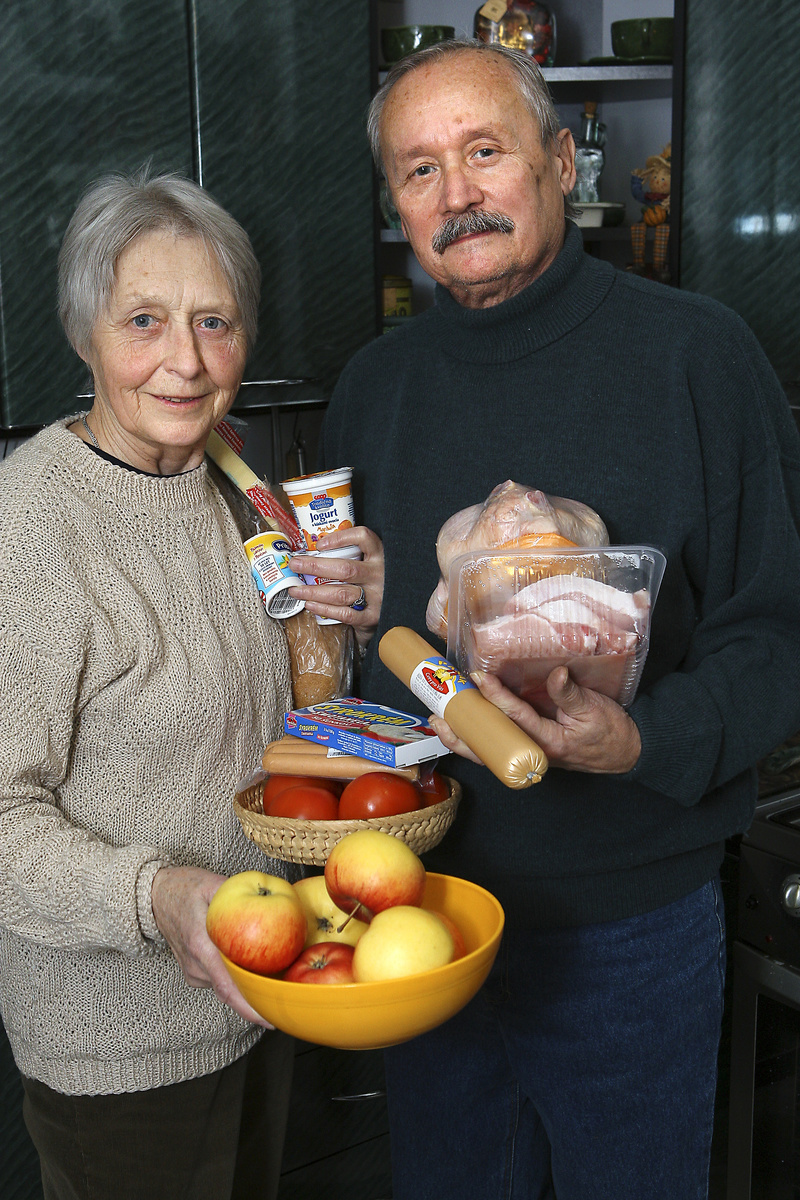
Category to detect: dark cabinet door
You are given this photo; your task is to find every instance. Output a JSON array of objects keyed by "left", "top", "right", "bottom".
[
  {"left": 192, "top": 0, "right": 377, "bottom": 397},
  {"left": 676, "top": 0, "right": 800, "bottom": 391},
  {"left": 0, "top": 0, "right": 195, "bottom": 429}
]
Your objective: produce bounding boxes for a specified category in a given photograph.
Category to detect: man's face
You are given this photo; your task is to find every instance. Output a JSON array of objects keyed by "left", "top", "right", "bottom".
[{"left": 381, "top": 52, "right": 576, "bottom": 308}]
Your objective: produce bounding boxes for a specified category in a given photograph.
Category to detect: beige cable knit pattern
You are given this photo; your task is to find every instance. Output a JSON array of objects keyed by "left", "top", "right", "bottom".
[{"left": 0, "top": 418, "right": 293, "bottom": 1095}]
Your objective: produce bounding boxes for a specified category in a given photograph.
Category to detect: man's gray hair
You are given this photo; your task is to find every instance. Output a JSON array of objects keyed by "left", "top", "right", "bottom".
[
  {"left": 367, "top": 38, "right": 563, "bottom": 174},
  {"left": 58, "top": 166, "right": 261, "bottom": 356}
]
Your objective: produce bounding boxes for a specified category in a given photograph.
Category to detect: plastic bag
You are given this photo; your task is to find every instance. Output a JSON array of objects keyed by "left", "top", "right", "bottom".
[
  {"left": 284, "top": 609, "right": 354, "bottom": 708},
  {"left": 426, "top": 480, "right": 609, "bottom": 639}
]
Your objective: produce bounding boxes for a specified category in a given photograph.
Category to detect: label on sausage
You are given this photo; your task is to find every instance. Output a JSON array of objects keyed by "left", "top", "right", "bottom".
[{"left": 408, "top": 656, "right": 476, "bottom": 718}]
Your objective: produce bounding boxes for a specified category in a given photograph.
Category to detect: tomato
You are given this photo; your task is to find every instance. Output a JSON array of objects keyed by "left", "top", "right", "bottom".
[
  {"left": 262, "top": 774, "right": 341, "bottom": 813},
  {"left": 417, "top": 768, "right": 450, "bottom": 807},
  {"left": 338, "top": 772, "right": 421, "bottom": 820},
  {"left": 265, "top": 785, "right": 340, "bottom": 821}
]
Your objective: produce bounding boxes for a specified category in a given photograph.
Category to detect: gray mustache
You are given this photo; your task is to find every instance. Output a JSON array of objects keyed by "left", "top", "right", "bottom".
[{"left": 432, "top": 210, "right": 516, "bottom": 254}]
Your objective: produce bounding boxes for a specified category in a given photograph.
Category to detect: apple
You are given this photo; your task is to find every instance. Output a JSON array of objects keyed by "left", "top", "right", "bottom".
[
  {"left": 282, "top": 941, "right": 355, "bottom": 984},
  {"left": 429, "top": 909, "right": 467, "bottom": 960},
  {"left": 292, "top": 874, "right": 369, "bottom": 948},
  {"left": 352, "top": 906, "right": 455, "bottom": 982},
  {"left": 324, "top": 829, "right": 426, "bottom": 922},
  {"left": 206, "top": 871, "right": 306, "bottom": 976}
]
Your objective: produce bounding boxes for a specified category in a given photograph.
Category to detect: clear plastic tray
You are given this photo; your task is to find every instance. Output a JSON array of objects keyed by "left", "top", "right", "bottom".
[{"left": 446, "top": 545, "right": 666, "bottom": 717}]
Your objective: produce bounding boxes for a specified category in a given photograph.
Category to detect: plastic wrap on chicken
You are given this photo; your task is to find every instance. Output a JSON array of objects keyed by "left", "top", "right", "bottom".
[
  {"left": 425, "top": 480, "right": 609, "bottom": 640},
  {"left": 447, "top": 545, "right": 666, "bottom": 719}
]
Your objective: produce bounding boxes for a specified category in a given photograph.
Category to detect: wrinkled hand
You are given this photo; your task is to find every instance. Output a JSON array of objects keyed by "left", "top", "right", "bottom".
[
  {"left": 429, "top": 667, "right": 642, "bottom": 775},
  {"left": 288, "top": 525, "right": 384, "bottom": 648},
  {"left": 151, "top": 866, "right": 272, "bottom": 1028}
]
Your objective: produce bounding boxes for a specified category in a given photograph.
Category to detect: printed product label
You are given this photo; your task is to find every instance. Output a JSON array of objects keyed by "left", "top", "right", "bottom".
[
  {"left": 243, "top": 533, "right": 304, "bottom": 619},
  {"left": 408, "top": 656, "right": 476, "bottom": 718}
]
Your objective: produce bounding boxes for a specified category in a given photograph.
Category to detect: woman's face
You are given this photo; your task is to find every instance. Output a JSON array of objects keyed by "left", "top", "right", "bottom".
[{"left": 83, "top": 230, "right": 248, "bottom": 473}]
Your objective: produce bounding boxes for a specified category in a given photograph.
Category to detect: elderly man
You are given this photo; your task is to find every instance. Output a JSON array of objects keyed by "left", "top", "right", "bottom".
[{"left": 313, "top": 38, "right": 800, "bottom": 1200}]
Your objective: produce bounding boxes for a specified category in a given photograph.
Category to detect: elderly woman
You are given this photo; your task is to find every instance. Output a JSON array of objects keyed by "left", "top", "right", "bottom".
[{"left": 0, "top": 169, "right": 301, "bottom": 1200}]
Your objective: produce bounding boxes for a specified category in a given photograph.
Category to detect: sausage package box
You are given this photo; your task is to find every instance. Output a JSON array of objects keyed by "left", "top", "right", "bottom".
[
  {"left": 446, "top": 545, "right": 666, "bottom": 719},
  {"left": 283, "top": 698, "right": 448, "bottom": 768}
]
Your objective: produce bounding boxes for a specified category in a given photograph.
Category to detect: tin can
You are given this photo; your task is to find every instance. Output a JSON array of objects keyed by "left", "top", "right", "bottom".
[{"left": 243, "top": 532, "right": 305, "bottom": 619}]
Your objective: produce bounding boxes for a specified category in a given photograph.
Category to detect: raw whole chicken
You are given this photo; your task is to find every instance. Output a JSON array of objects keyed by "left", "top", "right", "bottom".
[{"left": 426, "top": 481, "right": 609, "bottom": 640}]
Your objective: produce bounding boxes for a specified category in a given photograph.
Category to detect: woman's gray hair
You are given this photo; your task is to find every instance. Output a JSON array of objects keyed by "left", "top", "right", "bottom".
[
  {"left": 367, "top": 38, "right": 563, "bottom": 173},
  {"left": 58, "top": 166, "right": 261, "bottom": 356}
]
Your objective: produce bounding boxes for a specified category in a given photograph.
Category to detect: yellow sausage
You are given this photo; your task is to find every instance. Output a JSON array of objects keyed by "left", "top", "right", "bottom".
[
  {"left": 378, "top": 627, "right": 547, "bottom": 789},
  {"left": 261, "top": 745, "right": 420, "bottom": 783}
]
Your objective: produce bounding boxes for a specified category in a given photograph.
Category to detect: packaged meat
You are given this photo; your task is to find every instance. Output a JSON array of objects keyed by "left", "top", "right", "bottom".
[
  {"left": 446, "top": 545, "right": 666, "bottom": 718},
  {"left": 426, "top": 481, "right": 609, "bottom": 639}
]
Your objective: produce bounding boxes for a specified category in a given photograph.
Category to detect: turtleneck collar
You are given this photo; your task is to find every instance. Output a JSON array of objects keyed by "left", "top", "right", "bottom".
[{"left": 430, "top": 220, "right": 616, "bottom": 364}]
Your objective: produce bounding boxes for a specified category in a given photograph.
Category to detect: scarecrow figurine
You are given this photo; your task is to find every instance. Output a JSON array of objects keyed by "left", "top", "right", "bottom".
[{"left": 629, "top": 143, "right": 671, "bottom": 281}]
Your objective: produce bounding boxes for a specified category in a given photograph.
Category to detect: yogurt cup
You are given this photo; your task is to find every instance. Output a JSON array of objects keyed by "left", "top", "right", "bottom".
[
  {"left": 281, "top": 468, "right": 355, "bottom": 550},
  {"left": 243, "top": 532, "right": 305, "bottom": 619},
  {"left": 301, "top": 543, "right": 363, "bottom": 626}
]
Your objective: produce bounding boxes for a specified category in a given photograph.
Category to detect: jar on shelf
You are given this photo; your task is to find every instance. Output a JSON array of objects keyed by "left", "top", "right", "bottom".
[{"left": 474, "top": 0, "right": 556, "bottom": 67}]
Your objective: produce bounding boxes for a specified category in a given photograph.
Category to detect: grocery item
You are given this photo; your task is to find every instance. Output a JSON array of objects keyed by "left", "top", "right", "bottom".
[
  {"left": 447, "top": 546, "right": 666, "bottom": 718},
  {"left": 281, "top": 468, "right": 355, "bottom": 550},
  {"left": 262, "top": 735, "right": 420, "bottom": 783},
  {"left": 283, "top": 698, "right": 448, "bottom": 769},
  {"left": 284, "top": 609, "right": 353, "bottom": 707},
  {"left": 426, "top": 480, "right": 608, "bottom": 639},
  {"left": 378, "top": 627, "right": 548, "bottom": 789},
  {"left": 300, "top": 543, "right": 363, "bottom": 626},
  {"left": 243, "top": 531, "right": 305, "bottom": 619}
]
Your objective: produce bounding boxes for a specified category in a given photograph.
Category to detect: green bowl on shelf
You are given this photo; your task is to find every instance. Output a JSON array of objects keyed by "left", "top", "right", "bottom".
[
  {"left": 610, "top": 17, "right": 674, "bottom": 60},
  {"left": 381, "top": 25, "right": 456, "bottom": 65}
]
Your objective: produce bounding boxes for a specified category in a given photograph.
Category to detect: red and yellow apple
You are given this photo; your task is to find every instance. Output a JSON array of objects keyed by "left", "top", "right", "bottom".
[
  {"left": 282, "top": 941, "right": 356, "bottom": 984},
  {"left": 292, "top": 874, "right": 369, "bottom": 948},
  {"left": 352, "top": 906, "right": 456, "bottom": 982},
  {"left": 206, "top": 871, "right": 306, "bottom": 976},
  {"left": 429, "top": 909, "right": 467, "bottom": 960},
  {"left": 324, "top": 829, "right": 426, "bottom": 922}
]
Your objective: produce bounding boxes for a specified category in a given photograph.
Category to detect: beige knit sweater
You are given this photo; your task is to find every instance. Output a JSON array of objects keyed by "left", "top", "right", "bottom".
[{"left": 0, "top": 418, "right": 293, "bottom": 1095}]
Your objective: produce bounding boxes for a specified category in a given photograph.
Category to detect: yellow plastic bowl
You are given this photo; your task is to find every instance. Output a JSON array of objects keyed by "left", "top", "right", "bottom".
[{"left": 220, "top": 873, "right": 504, "bottom": 1050}]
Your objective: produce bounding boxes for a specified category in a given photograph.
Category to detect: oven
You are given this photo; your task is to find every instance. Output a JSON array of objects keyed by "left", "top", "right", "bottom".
[{"left": 728, "top": 788, "right": 800, "bottom": 1199}]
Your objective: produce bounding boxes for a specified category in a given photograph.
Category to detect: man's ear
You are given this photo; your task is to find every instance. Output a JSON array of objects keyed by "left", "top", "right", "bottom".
[{"left": 555, "top": 129, "right": 577, "bottom": 195}]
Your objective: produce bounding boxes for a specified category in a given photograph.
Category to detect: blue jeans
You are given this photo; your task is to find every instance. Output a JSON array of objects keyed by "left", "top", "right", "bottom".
[{"left": 383, "top": 879, "right": 726, "bottom": 1200}]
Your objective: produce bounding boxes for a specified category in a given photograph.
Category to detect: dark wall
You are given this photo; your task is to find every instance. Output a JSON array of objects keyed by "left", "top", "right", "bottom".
[{"left": 0, "top": 0, "right": 376, "bottom": 431}]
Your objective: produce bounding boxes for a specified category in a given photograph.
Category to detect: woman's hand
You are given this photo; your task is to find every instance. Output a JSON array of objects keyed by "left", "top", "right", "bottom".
[
  {"left": 429, "top": 667, "right": 642, "bottom": 775},
  {"left": 151, "top": 865, "right": 273, "bottom": 1028},
  {"left": 288, "top": 526, "right": 384, "bottom": 648}
]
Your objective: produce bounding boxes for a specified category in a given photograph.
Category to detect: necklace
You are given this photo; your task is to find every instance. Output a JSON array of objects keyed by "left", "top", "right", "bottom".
[{"left": 81, "top": 414, "right": 99, "bottom": 448}]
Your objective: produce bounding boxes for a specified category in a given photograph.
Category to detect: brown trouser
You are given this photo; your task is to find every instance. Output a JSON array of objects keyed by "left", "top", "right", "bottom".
[{"left": 21, "top": 1031, "right": 294, "bottom": 1200}]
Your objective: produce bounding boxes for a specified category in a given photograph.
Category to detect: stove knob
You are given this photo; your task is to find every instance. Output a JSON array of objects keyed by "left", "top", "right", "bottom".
[{"left": 782, "top": 874, "right": 800, "bottom": 916}]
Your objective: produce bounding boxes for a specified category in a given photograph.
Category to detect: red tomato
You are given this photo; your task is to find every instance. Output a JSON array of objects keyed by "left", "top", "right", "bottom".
[
  {"left": 282, "top": 941, "right": 355, "bottom": 984},
  {"left": 417, "top": 768, "right": 450, "bottom": 807},
  {"left": 338, "top": 772, "right": 421, "bottom": 820},
  {"left": 266, "top": 785, "right": 340, "bottom": 821},
  {"left": 262, "top": 774, "right": 341, "bottom": 813}
]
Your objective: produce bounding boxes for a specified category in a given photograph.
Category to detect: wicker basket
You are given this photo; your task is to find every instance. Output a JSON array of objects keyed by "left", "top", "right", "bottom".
[{"left": 233, "top": 775, "right": 461, "bottom": 866}]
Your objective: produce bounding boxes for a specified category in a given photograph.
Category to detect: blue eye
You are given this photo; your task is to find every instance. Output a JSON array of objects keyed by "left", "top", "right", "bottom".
[
  {"left": 132, "top": 314, "right": 153, "bottom": 328},
  {"left": 200, "top": 317, "right": 225, "bottom": 330}
]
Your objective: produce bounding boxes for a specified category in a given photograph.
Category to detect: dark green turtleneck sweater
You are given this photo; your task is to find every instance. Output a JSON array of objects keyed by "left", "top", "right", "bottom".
[{"left": 323, "top": 221, "right": 800, "bottom": 926}]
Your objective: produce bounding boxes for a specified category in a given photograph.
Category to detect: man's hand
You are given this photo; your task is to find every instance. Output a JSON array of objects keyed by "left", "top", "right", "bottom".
[
  {"left": 288, "top": 525, "right": 384, "bottom": 648},
  {"left": 430, "top": 667, "right": 642, "bottom": 775},
  {"left": 151, "top": 865, "right": 273, "bottom": 1028}
]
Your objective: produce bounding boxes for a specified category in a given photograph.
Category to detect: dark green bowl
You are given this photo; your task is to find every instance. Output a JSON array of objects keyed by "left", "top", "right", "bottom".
[
  {"left": 610, "top": 17, "right": 673, "bottom": 59},
  {"left": 381, "top": 25, "right": 456, "bottom": 65}
]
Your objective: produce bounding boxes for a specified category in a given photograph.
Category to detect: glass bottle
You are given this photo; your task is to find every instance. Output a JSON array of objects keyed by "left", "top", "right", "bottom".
[
  {"left": 573, "top": 101, "right": 606, "bottom": 203},
  {"left": 474, "top": 0, "right": 556, "bottom": 67}
]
